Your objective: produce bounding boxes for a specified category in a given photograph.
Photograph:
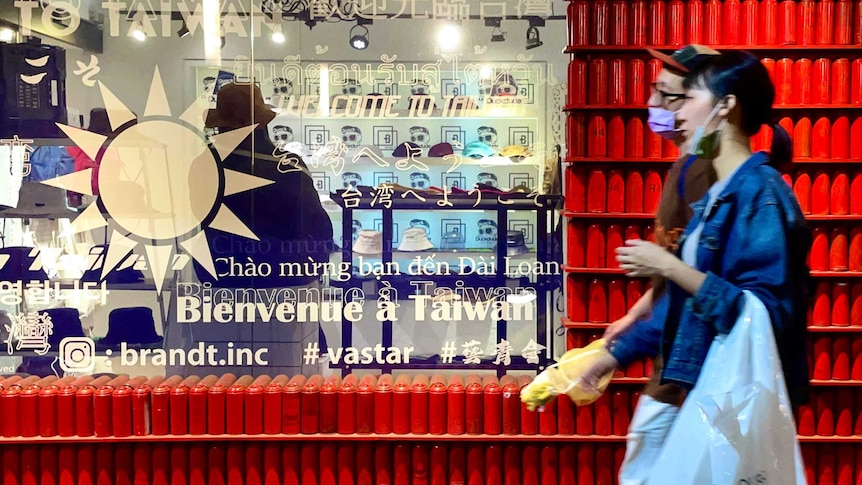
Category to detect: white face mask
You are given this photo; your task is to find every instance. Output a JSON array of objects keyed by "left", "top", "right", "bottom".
[{"left": 686, "top": 99, "right": 727, "bottom": 157}]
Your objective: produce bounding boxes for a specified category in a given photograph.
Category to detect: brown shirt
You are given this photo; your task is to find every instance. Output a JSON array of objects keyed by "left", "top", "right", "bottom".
[{"left": 643, "top": 154, "right": 717, "bottom": 406}]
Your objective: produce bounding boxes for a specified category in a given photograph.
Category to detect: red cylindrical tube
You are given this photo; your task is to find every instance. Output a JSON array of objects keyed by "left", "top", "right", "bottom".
[
  {"left": 834, "top": 389, "right": 853, "bottom": 437},
  {"left": 833, "top": 282, "right": 851, "bottom": 325},
  {"left": 795, "top": 117, "right": 813, "bottom": 158},
  {"left": 464, "top": 376, "right": 484, "bottom": 435},
  {"left": 705, "top": 0, "right": 722, "bottom": 44},
  {"left": 630, "top": 0, "right": 647, "bottom": 45},
  {"left": 740, "top": 0, "right": 757, "bottom": 45},
  {"left": 607, "top": 169, "right": 625, "bottom": 213},
  {"left": 794, "top": 171, "right": 812, "bottom": 214},
  {"left": 608, "top": 115, "right": 626, "bottom": 158},
  {"left": 445, "top": 375, "right": 465, "bottom": 435},
  {"left": 299, "top": 443, "right": 318, "bottom": 485},
  {"left": 57, "top": 385, "right": 77, "bottom": 437},
  {"left": 607, "top": 225, "right": 624, "bottom": 271},
  {"left": 686, "top": 0, "right": 704, "bottom": 44},
  {"left": 855, "top": 0, "right": 862, "bottom": 45},
  {"left": 568, "top": 1, "right": 590, "bottom": 46},
  {"left": 644, "top": 169, "right": 662, "bottom": 213},
  {"left": 410, "top": 375, "right": 430, "bottom": 435},
  {"left": 519, "top": 376, "right": 538, "bottom": 435},
  {"left": 814, "top": 59, "right": 832, "bottom": 104},
  {"left": 588, "top": 115, "right": 607, "bottom": 158},
  {"left": 627, "top": 59, "right": 645, "bottom": 106},
  {"left": 798, "top": 0, "right": 816, "bottom": 45},
  {"left": 625, "top": 170, "right": 644, "bottom": 213},
  {"left": 591, "top": 0, "right": 610, "bottom": 45},
  {"left": 151, "top": 383, "right": 171, "bottom": 436},
  {"left": 500, "top": 377, "right": 520, "bottom": 436},
  {"left": 595, "top": 444, "right": 614, "bottom": 485},
  {"left": 111, "top": 385, "right": 133, "bottom": 438},
  {"left": 224, "top": 376, "right": 252, "bottom": 435},
  {"left": 568, "top": 59, "right": 587, "bottom": 106},
  {"left": 93, "top": 385, "right": 114, "bottom": 437},
  {"left": 318, "top": 374, "right": 340, "bottom": 434},
  {"left": 480, "top": 376, "right": 501, "bottom": 436},
  {"left": 318, "top": 442, "right": 337, "bottom": 485},
  {"left": 262, "top": 379, "right": 284, "bottom": 435},
  {"left": 648, "top": 0, "right": 666, "bottom": 45},
  {"left": 74, "top": 385, "right": 97, "bottom": 438},
  {"left": 132, "top": 385, "right": 152, "bottom": 437},
  {"left": 300, "top": 374, "right": 323, "bottom": 435},
  {"left": 568, "top": 221, "right": 587, "bottom": 268},
  {"left": 391, "top": 374, "right": 411, "bottom": 434},
  {"left": 566, "top": 166, "right": 587, "bottom": 213},
  {"left": 833, "top": 59, "right": 851, "bottom": 104},
  {"left": 775, "top": 58, "right": 793, "bottom": 105},
  {"left": 816, "top": 390, "right": 835, "bottom": 435},
  {"left": 667, "top": 0, "right": 685, "bottom": 45},
  {"left": 854, "top": 60, "right": 862, "bottom": 104},
  {"left": 626, "top": 116, "right": 644, "bottom": 158},
  {"left": 593, "top": 392, "right": 612, "bottom": 436},
  {"left": 355, "top": 443, "right": 373, "bottom": 484},
  {"left": 813, "top": 116, "right": 831, "bottom": 158},
  {"left": 337, "top": 374, "right": 358, "bottom": 435},
  {"left": 813, "top": 336, "right": 832, "bottom": 379},
  {"left": 281, "top": 374, "right": 305, "bottom": 435},
  {"left": 577, "top": 444, "right": 595, "bottom": 485},
  {"left": 608, "top": 278, "right": 626, "bottom": 322},
  {"left": 854, "top": 170, "right": 862, "bottom": 213},
  {"left": 817, "top": 0, "right": 835, "bottom": 44},
  {"left": 792, "top": 59, "right": 812, "bottom": 104},
  {"left": 853, "top": 336, "right": 862, "bottom": 380},
  {"left": 778, "top": 0, "right": 796, "bottom": 44},
  {"left": 608, "top": 59, "right": 626, "bottom": 105},
  {"left": 588, "top": 59, "right": 607, "bottom": 106},
  {"left": 833, "top": 335, "right": 851, "bottom": 380},
  {"left": 798, "top": 404, "right": 815, "bottom": 436},
  {"left": 567, "top": 276, "right": 588, "bottom": 322},
  {"left": 724, "top": 0, "right": 741, "bottom": 44},
  {"left": 589, "top": 279, "right": 608, "bottom": 323},
  {"left": 850, "top": 227, "right": 862, "bottom": 272},
  {"left": 758, "top": 0, "right": 777, "bottom": 45},
  {"left": 539, "top": 445, "right": 558, "bottom": 485},
  {"left": 832, "top": 172, "right": 850, "bottom": 214},
  {"left": 587, "top": 223, "right": 606, "bottom": 269},
  {"left": 836, "top": 0, "right": 853, "bottom": 43},
  {"left": 428, "top": 376, "right": 447, "bottom": 436},
  {"left": 831, "top": 227, "right": 849, "bottom": 271},
  {"left": 38, "top": 385, "right": 59, "bottom": 437},
  {"left": 567, "top": 114, "right": 586, "bottom": 158},
  {"left": 170, "top": 384, "right": 190, "bottom": 436},
  {"left": 813, "top": 281, "right": 831, "bottom": 324},
  {"left": 356, "top": 374, "right": 377, "bottom": 434},
  {"left": 611, "top": 0, "right": 628, "bottom": 46},
  {"left": 503, "top": 445, "right": 522, "bottom": 484},
  {"left": 243, "top": 383, "right": 264, "bottom": 436},
  {"left": 833, "top": 116, "right": 850, "bottom": 159}
]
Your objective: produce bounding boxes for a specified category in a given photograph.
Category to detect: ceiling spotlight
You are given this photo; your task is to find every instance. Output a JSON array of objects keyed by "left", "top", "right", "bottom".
[
  {"left": 437, "top": 24, "right": 461, "bottom": 51},
  {"left": 272, "top": 25, "right": 285, "bottom": 43},
  {"left": 349, "top": 24, "right": 369, "bottom": 50},
  {"left": 491, "top": 27, "right": 505, "bottom": 42},
  {"left": 132, "top": 29, "right": 146, "bottom": 42},
  {"left": 177, "top": 21, "right": 190, "bottom": 38},
  {"left": 526, "top": 26, "right": 543, "bottom": 49},
  {"left": 0, "top": 28, "right": 15, "bottom": 43}
]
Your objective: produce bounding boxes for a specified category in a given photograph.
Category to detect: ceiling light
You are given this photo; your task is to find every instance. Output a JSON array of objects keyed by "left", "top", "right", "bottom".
[
  {"left": 272, "top": 25, "right": 285, "bottom": 43},
  {"left": 132, "top": 29, "right": 146, "bottom": 42},
  {"left": 0, "top": 28, "right": 15, "bottom": 43},
  {"left": 491, "top": 27, "right": 505, "bottom": 42},
  {"left": 177, "top": 21, "right": 190, "bottom": 38},
  {"left": 526, "top": 26, "right": 543, "bottom": 50},
  {"left": 437, "top": 24, "right": 461, "bottom": 51},
  {"left": 349, "top": 24, "right": 369, "bottom": 50},
  {"left": 480, "top": 65, "right": 493, "bottom": 79}
]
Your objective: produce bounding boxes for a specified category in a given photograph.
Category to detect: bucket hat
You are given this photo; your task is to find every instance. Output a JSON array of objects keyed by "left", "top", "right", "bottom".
[
  {"left": 354, "top": 230, "right": 383, "bottom": 254},
  {"left": 398, "top": 227, "right": 434, "bottom": 251},
  {"left": 205, "top": 82, "right": 277, "bottom": 129}
]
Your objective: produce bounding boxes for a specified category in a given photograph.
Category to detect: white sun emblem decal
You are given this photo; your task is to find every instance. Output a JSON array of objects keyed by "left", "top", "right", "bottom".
[{"left": 40, "top": 67, "right": 272, "bottom": 292}]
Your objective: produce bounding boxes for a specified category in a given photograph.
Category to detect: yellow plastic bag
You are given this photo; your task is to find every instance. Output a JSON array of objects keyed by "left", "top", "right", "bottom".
[{"left": 520, "top": 338, "right": 615, "bottom": 411}]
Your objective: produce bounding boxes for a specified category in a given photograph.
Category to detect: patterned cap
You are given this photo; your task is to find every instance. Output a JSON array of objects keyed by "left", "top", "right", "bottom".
[{"left": 647, "top": 44, "right": 721, "bottom": 74}]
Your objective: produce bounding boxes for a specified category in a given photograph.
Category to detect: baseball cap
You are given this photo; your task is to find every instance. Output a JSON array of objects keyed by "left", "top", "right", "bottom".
[
  {"left": 647, "top": 44, "right": 721, "bottom": 74},
  {"left": 428, "top": 142, "right": 455, "bottom": 157},
  {"left": 393, "top": 141, "right": 421, "bottom": 157},
  {"left": 463, "top": 141, "right": 496, "bottom": 159}
]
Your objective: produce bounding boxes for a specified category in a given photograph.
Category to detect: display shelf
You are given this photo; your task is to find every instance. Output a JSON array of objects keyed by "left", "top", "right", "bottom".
[
  {"left": 564, "top": 157, "right": 676, "bottom": 164},
  {"left": 807, "top": 326, "right": 862, "bottom": 332},
  {"left": 561, "top": 318, "right": 609, "bottom": 330},
  {"left": 564, "top": 44, "right": 862, "bottom": 54},
  {"left": 810, "top": 271, "right": 862, "bottom": 278},
  {"left": 562, "top": 211, "right": 655, "bottom": 220},
  {"left": 791, "top": 158, "right": 862, "bottom": 164},
  {"left": 798, "top": 436, "right": 862, "bottom": 443},
  {"left": 564, "top": 104, "right": 862, "bottom": 112},
  {"left": 563, "top": 266, "right": 626, "bottom": 275},
  {"left": 804, "top": 215, "right": 862, "bottom": 221},
  {"left": 810, "top": 380, "right": 862, "bottom": 387}
]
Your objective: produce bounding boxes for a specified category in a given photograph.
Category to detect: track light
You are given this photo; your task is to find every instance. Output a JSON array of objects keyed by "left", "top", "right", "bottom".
[
  {"left": 272, "top": 25, "right": 285, "bottom": 43},
  {"left": 526, "top": 25, "right": 542, "bottom": 49},
  {"left": 491, "top": 27, "right": 505, "bottom": 42},
  {"left": 349, "top": 24, "right": 369, "bottom": 50},
  {"left": 177, "top": 21, "right": 190, "bottom": 38},
  {"left": 437, "top": 23, "right": 461, "bottom": 51}
]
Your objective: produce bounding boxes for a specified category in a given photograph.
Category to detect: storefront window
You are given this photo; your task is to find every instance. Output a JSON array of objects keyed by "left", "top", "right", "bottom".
[{"left": 0, "top": 0, "right": 567, "bottom": 380}]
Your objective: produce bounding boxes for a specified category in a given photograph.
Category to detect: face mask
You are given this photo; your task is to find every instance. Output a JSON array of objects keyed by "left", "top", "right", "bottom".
[
  {"left": 647, "top": 107, "right": 680, "bottom": 140},
  {"left": 687, "top": 100, "right": 727, "bottom": 158}
]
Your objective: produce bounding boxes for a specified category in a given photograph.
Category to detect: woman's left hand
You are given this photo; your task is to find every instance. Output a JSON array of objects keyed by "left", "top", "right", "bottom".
[{"left": 616, "top": 239, "right": 680, "bottom": 277}]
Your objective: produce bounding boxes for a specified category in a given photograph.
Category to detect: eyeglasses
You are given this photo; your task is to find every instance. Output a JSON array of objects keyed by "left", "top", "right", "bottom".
[{"left": 650, "top": 83, "right": 687, "bottom": 107}]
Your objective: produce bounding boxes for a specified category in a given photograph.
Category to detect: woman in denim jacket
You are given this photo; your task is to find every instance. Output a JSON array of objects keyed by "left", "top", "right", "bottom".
[{"left": 583, "top": 51, "right": 813, "bottom": 480}]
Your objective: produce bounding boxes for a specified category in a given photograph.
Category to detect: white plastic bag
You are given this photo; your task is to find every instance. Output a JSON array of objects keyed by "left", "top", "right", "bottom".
[{"left": 645, "top": 290, "right": 807, "bottom": 485}]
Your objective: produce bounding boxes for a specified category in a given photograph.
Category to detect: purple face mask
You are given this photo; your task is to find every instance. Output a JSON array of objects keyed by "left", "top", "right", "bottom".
[{"left": 647, "top": 107, "right": 681, "bottom": 140}]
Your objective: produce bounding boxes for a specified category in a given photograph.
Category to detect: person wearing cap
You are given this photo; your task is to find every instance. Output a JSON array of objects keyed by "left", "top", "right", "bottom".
[{"left": 597, "top": 45, "right": 720, "bottom": 482}]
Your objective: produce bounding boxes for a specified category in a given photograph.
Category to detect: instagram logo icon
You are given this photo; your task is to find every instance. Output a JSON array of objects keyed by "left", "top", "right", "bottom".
[{"left": 59, "top": 337, "right": 95, "bottom": 373}]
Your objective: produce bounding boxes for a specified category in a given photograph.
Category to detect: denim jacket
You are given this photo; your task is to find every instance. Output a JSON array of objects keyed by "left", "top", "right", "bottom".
[{"left": 609, "top": 151, "right": 812, "bottom": 406}]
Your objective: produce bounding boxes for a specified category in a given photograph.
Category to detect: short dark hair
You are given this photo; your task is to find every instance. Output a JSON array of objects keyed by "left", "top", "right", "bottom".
[{"left": 684, "top": 51, "right": 791, "bottom": 167}]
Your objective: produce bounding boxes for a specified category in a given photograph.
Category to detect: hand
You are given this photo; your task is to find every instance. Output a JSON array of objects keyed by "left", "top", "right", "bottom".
[
  {"left": 579, "top": 350, "right": 619, "bottom": 395},
  {"left": 616, "top": 239, "right": 680, "bottom": 278},
  {"left": 604, "top": 314, "right": 636, "bottom": 341}
]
